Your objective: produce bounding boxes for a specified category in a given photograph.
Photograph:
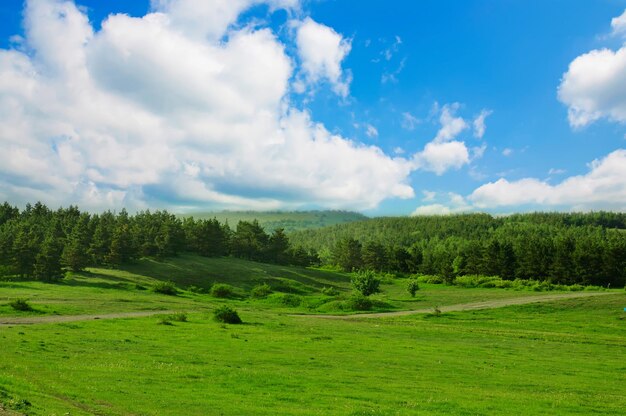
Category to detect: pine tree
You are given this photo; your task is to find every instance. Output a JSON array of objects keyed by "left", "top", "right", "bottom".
[{"left": 62, "top": 213, "right": 91, "bottom": 272}]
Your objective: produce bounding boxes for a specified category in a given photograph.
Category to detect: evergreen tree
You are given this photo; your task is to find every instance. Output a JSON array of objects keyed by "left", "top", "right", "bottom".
[
  {"left": 33, "top": 231, "right": 64, "bottom": 281},
  {"left": 332, "top": 237, "right": 363, "bottom": 272},
  {"left": 62, "top": 213, "right": 91, "bottom": 272}
]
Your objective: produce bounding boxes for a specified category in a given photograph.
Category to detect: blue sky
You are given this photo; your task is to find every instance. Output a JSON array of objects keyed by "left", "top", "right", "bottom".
[{"left": 0, "top": 0, "right": 625, "bottom": 214}]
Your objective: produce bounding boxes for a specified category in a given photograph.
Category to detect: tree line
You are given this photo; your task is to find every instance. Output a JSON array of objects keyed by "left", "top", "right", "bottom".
[
  {"left": 289, "top": 213, "right": 626, "bottom": 287},
  {"left": 0, "top": 202, "right": 319, "bottom": 281}
]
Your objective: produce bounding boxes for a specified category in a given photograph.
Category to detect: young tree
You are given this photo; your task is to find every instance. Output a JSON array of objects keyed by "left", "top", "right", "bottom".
[{"left": 351, "top": 269, "right": 381, "bottom": 296}]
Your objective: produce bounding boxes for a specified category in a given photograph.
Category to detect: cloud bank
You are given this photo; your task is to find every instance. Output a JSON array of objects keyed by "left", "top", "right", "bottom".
[{"left": 0, "top": 0, "right": 489, "bottom": 212}]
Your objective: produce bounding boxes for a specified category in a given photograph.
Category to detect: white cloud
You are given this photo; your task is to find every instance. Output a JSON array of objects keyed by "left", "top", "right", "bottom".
[
  {"left": 151, "top": 0, "right": 300, "bottom": 41},
  {"left": 0, "top": 0, "right": 418, "bottom": 211},
  {"left": 502, "top": 148, "right": 513, "bottom": 157},
  {"left": 469, "top": 149, "right": 626, "bottom": 210},
  {"left": 412, "top": 192, "right": 472, "bottom": 216},
  {"left": 410, "top": 104, "right": 473, "bottom": 175},
  {"left": 611, "top": 9, "right": 626, "bottom": 37},
  {"left": 413, "top": 141, "right": 470, "bottom": 175},
  {"left": 365, "top": 124, "right": 379, "bottom": 138},
  {"left": 558, "top": 10, "right": 626, "bottom": 127},
  {"left": 434, "top": 103, "right": 468, "bottom": 142},
  {"left": 473, "top": 109, "right": 492, "bottom": 139},
  {"left": 411, "top": 204, "right": 452, "bottom": 216},
  {"left": 294, "top": 17, "right": 352, "bottom": 97}
]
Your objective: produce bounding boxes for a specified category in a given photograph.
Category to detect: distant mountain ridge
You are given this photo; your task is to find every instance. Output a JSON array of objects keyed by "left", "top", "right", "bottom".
[{"left": 179, "top": 210, "right": 368, "bottom": 232}]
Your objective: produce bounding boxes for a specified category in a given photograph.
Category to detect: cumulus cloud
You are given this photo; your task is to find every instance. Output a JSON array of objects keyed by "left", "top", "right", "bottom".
[
  {"left": 469, "top": 149, "right": 626, "bottom": 210},
  {"left": 434, "top": 103, "right": 468, "bottom": 142},
  {"left": 0, "top": 0, "right": 495, "bottom": 212},
  {"left": 0, "top": 0, "right": 421, "bottom": 211},
  {"left": 558, "top": 9, "right": 626, "bottom": 127},
  {"left": 410, "top": 104, "right": 484, "bottom": 175},
  {"left": 294, "top": 17, "right": 352, "bottom": 97}
]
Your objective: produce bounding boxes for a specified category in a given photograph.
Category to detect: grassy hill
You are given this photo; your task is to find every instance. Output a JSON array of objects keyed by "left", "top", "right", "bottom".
[
  {"left": 179, "top": 210, "right": 368, "bottom": 232},
  {"left": 1, "top": 255, "right": 624, "bottom": 415}
]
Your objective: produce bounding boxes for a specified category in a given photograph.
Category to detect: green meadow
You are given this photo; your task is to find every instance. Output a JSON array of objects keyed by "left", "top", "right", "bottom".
[{"left": 1, "top": 255, "right": 625, "bottom": 415}]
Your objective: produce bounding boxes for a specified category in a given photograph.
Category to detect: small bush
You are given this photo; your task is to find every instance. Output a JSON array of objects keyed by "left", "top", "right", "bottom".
[
  {"left": 157, "top": 316, "right": 173, "bottom": 325},
  {"left": 272, "top": 293, "right": 302, "bottom": 308},
  {"left": 321, "top": 286, "right": 340, "bottom": 296},
  {"left": 213, "top": 306, "right": 242, "bottom": 324},
  {"left": 210, "top": 283, "right": 235, "bottom": 298},
  {"left": 406, "top": 279, "right": 420, "bottom": 297},
  {"left": 169, "top": 313, "right": 187, "bottom": 322},
  {"left": 345, "top": 293, "right": 373, "bottom": 311},
  {"left": 416, "top": 274, "right": 444, "bottom": 284},
  {"left": 9, "top": 298, "right": 33, "bottom": 312},
  {"left": 351, "top": 270, "right": 381, "bottom": 296},
  {"left": 250, "top": 283, "right": 272, "bottom": 299},
  {"left": 568, "top": 284, "right": 584, "bottom": 292},
  {"left": 152, "top": 281, "right": 178, "bottom": 296}
]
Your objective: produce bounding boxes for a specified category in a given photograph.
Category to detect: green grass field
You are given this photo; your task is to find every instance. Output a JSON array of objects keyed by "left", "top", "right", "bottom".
[{"left": 1, "top": 255, "right": 624, "bottom": 415}]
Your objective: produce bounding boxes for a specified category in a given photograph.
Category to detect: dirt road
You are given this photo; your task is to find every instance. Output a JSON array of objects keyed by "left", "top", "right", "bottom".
[
  {"left": 0, "top": 310, "right": 179, "bottom": 326},
  {"left": 296, "top": 291, "right": 618, "bottom": 320}
]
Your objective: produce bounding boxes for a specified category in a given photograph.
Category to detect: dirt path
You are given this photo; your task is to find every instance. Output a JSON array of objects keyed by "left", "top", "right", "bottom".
[
  {"left": 0, "top": 310, "right": 179, "bottom": 326},
  {"left": 296, "top": 291, "right": 619, "bottom": 320}
]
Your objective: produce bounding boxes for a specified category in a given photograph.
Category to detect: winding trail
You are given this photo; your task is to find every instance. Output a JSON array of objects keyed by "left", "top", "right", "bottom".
[
  {"left": 295, "top": 291, "right": 619, "bottom": 320},
  {"left": 0, "top": 292, "right": 620, "bottom": 326},
  {"left": 0, "top": 310, "right": 179, "bottom": 326}
]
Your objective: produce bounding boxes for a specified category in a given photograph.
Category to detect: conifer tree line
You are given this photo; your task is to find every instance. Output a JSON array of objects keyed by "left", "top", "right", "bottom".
[
  {"left": 289, "top": 213, "right": 626, "bottom": 287},
  {"left": 0, "top": 202, "right": 319, "bottom": 280}
]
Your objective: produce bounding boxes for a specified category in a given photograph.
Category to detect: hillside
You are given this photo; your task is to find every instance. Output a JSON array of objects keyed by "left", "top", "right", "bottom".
[{"left": 179, "top": 210, "right": 367, "bottom": 232}]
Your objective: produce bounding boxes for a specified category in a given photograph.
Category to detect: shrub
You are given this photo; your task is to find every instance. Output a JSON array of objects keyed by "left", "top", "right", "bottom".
[
  {"left": 157, "top": 316, "right": 173, "bottom": 325},
  {"left": 345, "top": 293, "right": 373, "bottom": 311},
  {"left": 250, "top": 283, "right": 272, "bottom": 299},
  {"left": 351, "top": 270, "right": 381, "bottom": 296},
  {"left": 415, "top": 274, "right": 444, "bottom": 284},
  {"left": 169, "top": 313, "right": 187, "bottom": 322},
  {"left": 210, "top": 283, "right": 235, "bottom": 298},
  {"left": 278, "top": 293, "right": 302, "bottom": 307},
  {"left": 9, "top": 298, "right": 33, "bottom": 312},
  {"left": 321, "top": 286, "right": 340, "bottom": 296},
  {"left": 213, "top": 306, "right": 242, "bottom": 324},
  {"left": 568, "top": 284, "right": 584, "bottom": 292},
  {"left": 152, "top": 281, "right": 178, "bottom": 296},
  {"left": 406, "top": 279, "right": 420, "bottom": 297}
]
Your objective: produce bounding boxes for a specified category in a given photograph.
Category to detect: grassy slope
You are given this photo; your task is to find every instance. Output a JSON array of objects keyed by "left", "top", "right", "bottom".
[
  {"left": 0, "top": 254, "right": 580, "bottom": 318},
  {"left": 1, "top": 294, "right": 624, "bottom": 415},
  {"left": 179, "top": 210, "right": 367, "bottom": 232},
  {"left": 1, "top": 255, "right": 624, "bottom": 414}
]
